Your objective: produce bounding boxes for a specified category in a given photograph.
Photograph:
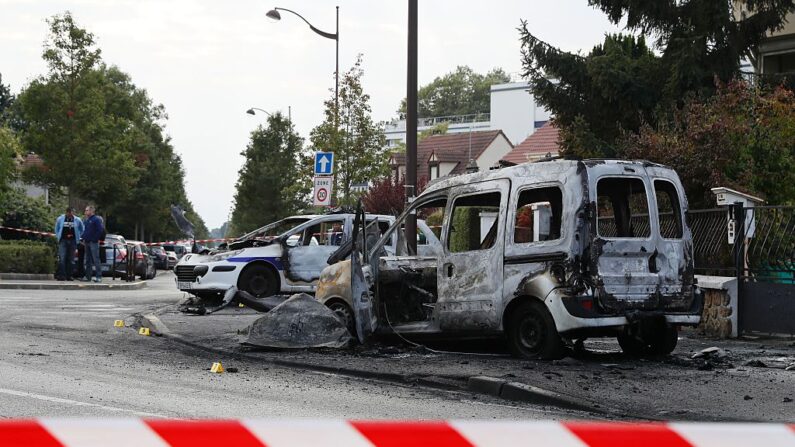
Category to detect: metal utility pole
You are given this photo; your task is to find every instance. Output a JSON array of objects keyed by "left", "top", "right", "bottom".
[{"left": 405, "top": 0, "right": 418, "bottom": 255}]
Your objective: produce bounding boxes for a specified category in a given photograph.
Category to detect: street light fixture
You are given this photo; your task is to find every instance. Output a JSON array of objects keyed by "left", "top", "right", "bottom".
[
  {"left": 246, "top": 107, "right": 291, "bottom": 123},
  {"left": 266, "top": 6, "right": 339, "bottom": 127}
]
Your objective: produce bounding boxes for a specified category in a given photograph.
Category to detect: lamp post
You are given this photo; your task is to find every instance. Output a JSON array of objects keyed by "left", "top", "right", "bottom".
[
  {"left": 246, "top": 106, "right": 291, "bottom": 123},
  {"left": 266, "top": 6, "right": 338, "bottom": 134},
  {"left": 405, "top": 0, "right": 418, "bottom": 255}
]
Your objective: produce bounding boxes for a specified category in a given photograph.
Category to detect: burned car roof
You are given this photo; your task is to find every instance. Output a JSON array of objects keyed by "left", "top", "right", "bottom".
[{"left": 421, "top": 159, "right": 672, "bottom": 195}]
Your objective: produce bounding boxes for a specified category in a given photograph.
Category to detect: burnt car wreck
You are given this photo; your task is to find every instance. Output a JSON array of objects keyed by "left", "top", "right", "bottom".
[{"left": 315, "top": 159, "right": 703, "bottom": 359}]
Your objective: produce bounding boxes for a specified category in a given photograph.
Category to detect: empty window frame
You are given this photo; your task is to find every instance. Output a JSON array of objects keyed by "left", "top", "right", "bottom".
[
  {"left": 393, "top": 198, "right": 447, "bottom": 256},
  {"left": 596, "top": 177, "right": 651, "bottom": 238},
  {"left": 654, "top": 180, "right": 683, "bottom": 239},
  {"left": 447, "top": 192, "right": 501, "bottom": 253},
  {"left": 513, "top": 186, "right": 563, "bottom": 244}
]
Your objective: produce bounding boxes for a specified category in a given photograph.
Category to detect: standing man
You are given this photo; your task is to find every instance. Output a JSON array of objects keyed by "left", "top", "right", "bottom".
[
  {"left": 54, "top": 207, "right": 83, "bottom": 281},
  {"left": 81, "top": 205, "right": 105, "bottom": 283}
]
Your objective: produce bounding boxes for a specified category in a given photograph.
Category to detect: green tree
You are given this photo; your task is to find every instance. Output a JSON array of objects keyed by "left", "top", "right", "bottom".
[
  {"left": 0, "top": 74, "right": 14, "bottom": 125},
  {"left": 0, "top": 127, "right": 21, "bottom": 205},
  {"left": 310, "top": 55, "right": 387, "bottom": 205},
  {"left": 398, "top": 66, "right": 510, "bottom": 118},
  {"left": 519, "top": 0, "right": 795, "bottom": 157},
  {"left": 230, "top": 112, "right": 304, "bottom": 235},
  {"left": 15, "top": 12, "right": 142, "bottom": 203},
  {"left": 619, "top": 81, "right": 795, "bottom": 207}
]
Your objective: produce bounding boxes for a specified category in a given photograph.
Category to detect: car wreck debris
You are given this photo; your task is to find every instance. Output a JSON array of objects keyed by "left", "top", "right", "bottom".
[{"left": 241, "top": 293, "right": 353, "bottom": 349}]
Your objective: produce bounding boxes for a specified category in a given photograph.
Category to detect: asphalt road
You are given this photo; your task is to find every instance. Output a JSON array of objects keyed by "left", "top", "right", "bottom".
[{"left": 0, "top": 272, "right": 573, "bottom": 420}]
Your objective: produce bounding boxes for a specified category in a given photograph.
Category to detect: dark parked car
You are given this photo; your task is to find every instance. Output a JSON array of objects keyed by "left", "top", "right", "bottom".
[
  {"left": 147, "top": 245, "right": 169, "bottom": 270},
  {"left": 128, "top": 241, "right": 157, "bottom": 280}
]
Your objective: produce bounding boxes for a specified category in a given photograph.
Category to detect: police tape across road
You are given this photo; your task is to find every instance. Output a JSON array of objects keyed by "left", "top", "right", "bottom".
[
  {"left": 0, "top": 419, "right": 792, "bottom": 446},
  {"left": 0, "top": 225, "right": 56, "bottom": 238},
  {"left": 0, "top": 226, "right": 232, "bottom": 246}
]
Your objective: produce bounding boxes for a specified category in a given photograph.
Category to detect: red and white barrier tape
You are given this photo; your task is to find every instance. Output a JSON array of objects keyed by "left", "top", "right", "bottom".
[
  {"left": 0, "top": 225, "right": 56, "bottom": 238},
  {"left": 0, "top": 420, "right": 792, "bottom": 447},
  {"left": 0, "top": 227, "right": 233, "bottom": 246},
  {"left": 144, "top": 238, "right": 234, "bottom": 246}
]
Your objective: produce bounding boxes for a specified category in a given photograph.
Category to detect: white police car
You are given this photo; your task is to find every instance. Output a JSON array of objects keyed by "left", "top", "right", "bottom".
[{"left": 175, "top": 213, "right": 395, "bottom": 298}]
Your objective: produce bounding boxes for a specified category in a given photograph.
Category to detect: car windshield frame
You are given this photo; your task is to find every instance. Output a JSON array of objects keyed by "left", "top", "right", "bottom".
[{"left": 237, "top": 217, "right": 314, "bottom": 242}]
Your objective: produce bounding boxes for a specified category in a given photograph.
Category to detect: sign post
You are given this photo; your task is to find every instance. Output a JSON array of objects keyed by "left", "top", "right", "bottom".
[
  {"left": 313, "top": 151, "right": 334, "bottom": 207},
  {"left": 314, "top": 152, "right": 334, "bottom": 176},
  {"left": 313, "top": 176, "right": 333, "bottom": 206}
]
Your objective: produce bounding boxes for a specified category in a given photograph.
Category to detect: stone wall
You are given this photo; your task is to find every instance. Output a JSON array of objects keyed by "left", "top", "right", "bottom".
[{"left": 694, "top": 276, "right": 738, "bottom": 338}]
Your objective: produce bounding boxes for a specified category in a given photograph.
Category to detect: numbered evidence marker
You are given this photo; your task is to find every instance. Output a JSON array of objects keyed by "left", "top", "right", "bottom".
[
  {"left": 314, "top": 151, "right": 334, "bottom": 175},
  {"left": 313, "top": 176, "right": 333, "bottom": 206}
]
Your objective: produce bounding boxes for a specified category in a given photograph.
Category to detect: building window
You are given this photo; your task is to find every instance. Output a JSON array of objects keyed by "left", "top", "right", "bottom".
[{"left": 429, "top": 163, "right": 440, "bottom": 180}]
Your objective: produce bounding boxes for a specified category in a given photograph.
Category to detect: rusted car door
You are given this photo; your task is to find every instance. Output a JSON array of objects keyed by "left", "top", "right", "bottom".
[{"left": 436, "top": 179, "right": 509, "bottom": 331}]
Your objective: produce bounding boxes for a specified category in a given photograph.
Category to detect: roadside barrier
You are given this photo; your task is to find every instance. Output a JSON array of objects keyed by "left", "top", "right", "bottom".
[
  {"left": 0, "top": 420, "right": 792, "bottom": 446},
  {"left": 0, "top": 225, "right": 56, "bottom": 238}
]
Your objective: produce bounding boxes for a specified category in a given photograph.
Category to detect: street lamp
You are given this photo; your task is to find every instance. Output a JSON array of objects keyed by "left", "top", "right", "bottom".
[
  {"left": 246, "top": 107, "right": 291, "bottom": 123},
  {"left": 266, "top": 6, "right": 338, "bottom": 129},
  {"left": 405, "top": 0, "right": 418, "bottom": 255}
]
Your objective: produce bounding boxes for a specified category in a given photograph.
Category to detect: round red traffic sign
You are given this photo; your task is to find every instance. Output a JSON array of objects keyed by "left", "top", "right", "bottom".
[{"left": 316, "top": 188, "right": 328, "bottom": 202}]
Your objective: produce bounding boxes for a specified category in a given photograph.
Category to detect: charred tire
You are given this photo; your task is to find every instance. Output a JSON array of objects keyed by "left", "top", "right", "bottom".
[
  {"left": 507, "top": 300, "right": 565, "bottom": 360},
  {"left": 326, "top": 300, "right": 355, "bottom": 335},
  {"left": 618, "top": 325, "right": 678, "bottom": 357},
  {"left": 238, "top": 264, "right": 278, "bottom": 298}
]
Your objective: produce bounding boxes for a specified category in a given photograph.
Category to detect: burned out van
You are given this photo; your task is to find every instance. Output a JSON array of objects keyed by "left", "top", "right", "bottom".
[{"left": 316, "top": 159, "right": 703, "bottom": 359}]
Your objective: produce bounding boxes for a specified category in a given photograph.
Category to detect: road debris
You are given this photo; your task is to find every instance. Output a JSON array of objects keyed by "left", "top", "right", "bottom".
[
  {"left": 692, "top": 346, "right": 727, "bottom": 359},
  {"left": 241, "top": 293, "right": 353, "bottom": 349}
]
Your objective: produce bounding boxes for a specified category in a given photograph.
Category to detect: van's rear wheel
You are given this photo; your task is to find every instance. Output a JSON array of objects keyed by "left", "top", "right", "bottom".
[
  {"left": 507, "top": 300, "right": 565, "bottom": 360},
  {"left": 238, "top": 264, "right": 278, "bottom": 298},
  {"left": 618, "top": 325, "right": 678, "bottom": 356}
]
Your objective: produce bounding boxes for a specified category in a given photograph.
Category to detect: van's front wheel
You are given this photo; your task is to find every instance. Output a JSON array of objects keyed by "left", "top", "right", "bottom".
[{"left": 507, "top": 300, "right": 565, "bottom": 360}]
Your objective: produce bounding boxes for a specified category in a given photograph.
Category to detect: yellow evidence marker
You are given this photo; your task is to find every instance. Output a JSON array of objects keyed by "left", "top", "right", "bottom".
[
  {"left": 210, "top": 362, "right": 225, "bottom": 373},
  {"left": 138, "top": 327, "right": 151, "bottom": 336},
  {"left": 113, "top": 320, "right": 125, "bottom": 327}
]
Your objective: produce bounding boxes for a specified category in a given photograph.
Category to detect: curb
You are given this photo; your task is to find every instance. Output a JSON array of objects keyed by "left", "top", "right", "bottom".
[
  {"left": 0, "top": 281, "right": 147, "bottom": 290},
  {"left": 0, "top": 273, "right": 53, "bottom": 281},
  {"left": 137, "top": 312, "right": 606, "bottom": 417}
]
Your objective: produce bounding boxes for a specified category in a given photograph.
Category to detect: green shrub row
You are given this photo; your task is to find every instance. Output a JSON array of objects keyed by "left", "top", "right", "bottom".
[{"left": 0, "top": 242, "right": 55, "bottom": 274}]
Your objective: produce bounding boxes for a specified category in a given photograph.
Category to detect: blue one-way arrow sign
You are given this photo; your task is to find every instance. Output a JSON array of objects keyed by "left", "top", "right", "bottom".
[{"left": 314, "top": 151, "right": 334, "bottom": 175}]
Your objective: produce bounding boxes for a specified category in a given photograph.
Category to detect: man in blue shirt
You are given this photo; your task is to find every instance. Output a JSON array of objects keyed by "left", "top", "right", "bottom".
[
  {"left": 81, "top": 205, "right": 105, "bottom": 283},
  {"left": 54, "top": 207, "right": 84, "bottom": 281}
]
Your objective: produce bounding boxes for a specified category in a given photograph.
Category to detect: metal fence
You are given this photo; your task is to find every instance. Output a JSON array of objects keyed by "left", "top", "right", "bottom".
[{"left": 742, "top": 206, "right": 795, "bottom": 283}]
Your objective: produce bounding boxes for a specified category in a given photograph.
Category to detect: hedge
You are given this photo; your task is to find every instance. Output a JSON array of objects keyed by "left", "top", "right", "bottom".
[{"left": 0, "top": 241, "right": 55, "bottom": 274}]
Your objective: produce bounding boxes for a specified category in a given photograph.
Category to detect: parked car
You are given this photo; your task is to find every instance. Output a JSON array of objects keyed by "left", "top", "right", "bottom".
[
  {"left": 99, "top": 234, "right": 127, "bottom": 277},
  {"left": 315, "top": 159, "right": 703, "bottom": 359},
  {"left": 148, "top": 245, "right": 169, "bottom": 270},
  {"left": 162, "top": 244, "right": 187, "bottom": 260},
  {"left": 127, "top": 241, "right": 157, "bottom": 280},
  {"left": 174, "top": 213, "right": 395, "bottom": 299},
  {"left": 165, "top": 251, "right": 178, "bottom": 270}
]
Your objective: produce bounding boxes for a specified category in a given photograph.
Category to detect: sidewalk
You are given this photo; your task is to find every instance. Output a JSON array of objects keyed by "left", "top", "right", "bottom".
[
  {"left": 0, "top": 274, "right": 147, "bottom": 290},
  {"left": 138, "top": 301, "right": 795, "bottom": 422}
]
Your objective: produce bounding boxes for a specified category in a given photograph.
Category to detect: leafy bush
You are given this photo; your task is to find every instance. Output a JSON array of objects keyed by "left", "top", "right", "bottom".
[{"left": 0, "top": 241, "right": 55, "bottom": 274}]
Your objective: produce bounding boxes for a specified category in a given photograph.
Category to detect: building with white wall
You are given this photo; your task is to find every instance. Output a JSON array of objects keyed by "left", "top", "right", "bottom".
[{"left": 384, "top": 81, "right": 551, "bottom": 149}]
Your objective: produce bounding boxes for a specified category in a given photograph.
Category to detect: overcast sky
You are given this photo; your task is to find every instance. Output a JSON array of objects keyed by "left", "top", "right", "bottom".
[{"left": 0, "top": 0, "right": 624, "bottom": 229}]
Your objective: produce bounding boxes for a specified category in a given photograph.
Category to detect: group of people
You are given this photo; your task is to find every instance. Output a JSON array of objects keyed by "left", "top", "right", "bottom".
[{"left": 53, "top": 205, "right": 106, "bottom": 282}]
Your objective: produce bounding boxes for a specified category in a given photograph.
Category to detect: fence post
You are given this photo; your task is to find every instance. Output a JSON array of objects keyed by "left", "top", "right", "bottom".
[
  {"left": 112, "top": 245, "right": 116, "bottom": 281},
  {"left": 733, "top": 202, "right": 746, "bottom": 335}
]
